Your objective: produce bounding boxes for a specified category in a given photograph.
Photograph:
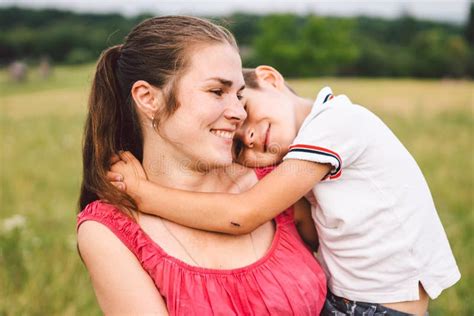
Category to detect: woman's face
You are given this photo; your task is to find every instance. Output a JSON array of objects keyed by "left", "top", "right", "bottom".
[{"left": 159, "top": 43, "right": 246, "bottom": 171}]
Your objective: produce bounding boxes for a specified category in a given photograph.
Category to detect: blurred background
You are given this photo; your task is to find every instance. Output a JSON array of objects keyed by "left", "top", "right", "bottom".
[{"left": 0, "top": 0, "right": 472, "bottom": 315}]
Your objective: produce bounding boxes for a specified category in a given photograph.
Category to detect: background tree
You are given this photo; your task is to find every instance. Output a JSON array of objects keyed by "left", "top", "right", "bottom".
[
  {"left": 0, "top": 7, "right": 471, "bottom": 78},
  {"left": 465, "top": 2, "right": 474, "bottom": 76}
]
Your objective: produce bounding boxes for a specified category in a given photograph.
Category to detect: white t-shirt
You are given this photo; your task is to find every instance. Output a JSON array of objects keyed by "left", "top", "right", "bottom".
[{"left": 283, "top": 87, "right": 460, "bottom": 303}]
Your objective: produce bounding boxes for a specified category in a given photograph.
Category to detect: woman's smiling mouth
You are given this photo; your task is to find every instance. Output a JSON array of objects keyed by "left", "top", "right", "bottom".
[{"left": 210, "top": 129, "right": 235, "bottom": 140}]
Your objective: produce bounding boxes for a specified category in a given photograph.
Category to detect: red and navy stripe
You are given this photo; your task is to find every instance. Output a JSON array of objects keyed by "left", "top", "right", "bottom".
[
  {"left": 323, "top": 93, "right": 334, "bottom": 103},
  {"left": 288, "top": 144, "right": 342, "bottom": 179}
]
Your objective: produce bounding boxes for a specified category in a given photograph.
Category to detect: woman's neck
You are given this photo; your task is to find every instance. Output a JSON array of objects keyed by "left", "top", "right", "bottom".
[{"left": 141, "top": 145, "right": 230, "bottom": 193}]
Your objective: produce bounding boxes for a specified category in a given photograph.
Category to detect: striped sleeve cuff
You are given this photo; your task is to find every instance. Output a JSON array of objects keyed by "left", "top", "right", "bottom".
[{"left": 283, "top": 144, "right": 342, "bottom": 179}]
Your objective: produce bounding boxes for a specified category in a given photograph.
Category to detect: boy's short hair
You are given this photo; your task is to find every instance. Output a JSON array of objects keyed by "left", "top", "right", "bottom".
[
  {"left": 242, "top": 68, "right": 297, "bottom": 95},
  {"left": 243, "top": 68, "right": 260, "bottom": 89}
]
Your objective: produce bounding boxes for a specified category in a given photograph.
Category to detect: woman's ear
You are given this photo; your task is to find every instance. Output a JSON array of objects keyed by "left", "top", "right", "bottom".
[
  {"left": 131, "top": 80, "right": 164, "bottom": 120},
  {"left": 254, "top": 65, "right": 285, "bottom": 90}
]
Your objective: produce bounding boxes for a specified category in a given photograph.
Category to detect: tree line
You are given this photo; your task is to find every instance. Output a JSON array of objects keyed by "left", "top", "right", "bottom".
[{"left": 1, "top": 6, "right": 473, "bottom": 78}]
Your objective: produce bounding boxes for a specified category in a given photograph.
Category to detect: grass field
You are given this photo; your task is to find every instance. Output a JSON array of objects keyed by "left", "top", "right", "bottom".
[{"left": 1, "top": 64, "right": 473, "bottom": 315}]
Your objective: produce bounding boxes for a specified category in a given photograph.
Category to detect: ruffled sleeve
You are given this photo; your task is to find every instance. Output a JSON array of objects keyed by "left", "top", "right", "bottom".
[{"left": 77, "top": 200, "right": 166, "bottom": 270}]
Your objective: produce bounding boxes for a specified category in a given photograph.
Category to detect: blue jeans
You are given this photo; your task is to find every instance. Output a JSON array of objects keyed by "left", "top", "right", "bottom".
[{"left": 321, "top": 290, "right": 417, "bottom": 316}]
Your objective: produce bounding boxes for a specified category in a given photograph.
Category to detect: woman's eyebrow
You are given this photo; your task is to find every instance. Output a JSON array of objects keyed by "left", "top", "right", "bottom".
[
  {"left": 206, "top": 77, "right": 245, "bottom": 91},
  {"left": 206, "top": 77, "right": 233, "bottom": 86}
]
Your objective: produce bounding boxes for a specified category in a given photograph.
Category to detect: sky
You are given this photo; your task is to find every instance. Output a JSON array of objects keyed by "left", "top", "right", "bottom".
[{"left": 0, "top": 0, "right": 471, "bottom": 24}]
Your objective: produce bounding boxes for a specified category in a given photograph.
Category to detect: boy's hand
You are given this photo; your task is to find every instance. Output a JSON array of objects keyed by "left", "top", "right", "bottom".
[{"left": 107, "top": 151, "right": 147, "bottom": 198}]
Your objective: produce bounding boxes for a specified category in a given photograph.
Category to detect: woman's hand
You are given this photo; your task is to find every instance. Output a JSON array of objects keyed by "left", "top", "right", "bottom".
[{"left": 107, "top": 151, "right": 147, "bottom": 199}]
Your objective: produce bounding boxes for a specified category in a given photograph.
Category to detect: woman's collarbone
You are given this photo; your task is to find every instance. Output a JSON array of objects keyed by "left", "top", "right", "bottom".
[{"left": 141, "top": 215, "right": 275, "bottom": 268}]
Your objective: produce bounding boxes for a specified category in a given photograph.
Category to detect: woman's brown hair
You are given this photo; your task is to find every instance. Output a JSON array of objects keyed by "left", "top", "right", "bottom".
[{"left": 79, "top": 16, "right": 237, "bottom": 213}]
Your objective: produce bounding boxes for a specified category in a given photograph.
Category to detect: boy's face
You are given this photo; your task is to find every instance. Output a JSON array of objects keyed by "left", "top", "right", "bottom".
[{"left": 232, "top": 86, "right": 298, "bottom": 167}]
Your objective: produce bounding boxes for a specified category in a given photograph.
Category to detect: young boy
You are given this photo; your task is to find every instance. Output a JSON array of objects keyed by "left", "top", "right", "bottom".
[{"left": 109, "top": 66, "right": 460, "bottom": 315}]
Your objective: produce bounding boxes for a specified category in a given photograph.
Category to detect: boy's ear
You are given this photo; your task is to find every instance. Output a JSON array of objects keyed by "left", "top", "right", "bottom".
[
  {"left": 254, "top": 65, "right": 285, "bottom": 90},
  {"left": 131, "top": 80, "right": 164, "bottom": 120}
]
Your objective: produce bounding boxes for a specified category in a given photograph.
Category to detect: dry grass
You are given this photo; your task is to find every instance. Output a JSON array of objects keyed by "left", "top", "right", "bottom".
[{"left": 290, "top": 77, "right": 473, "bottom": 115}]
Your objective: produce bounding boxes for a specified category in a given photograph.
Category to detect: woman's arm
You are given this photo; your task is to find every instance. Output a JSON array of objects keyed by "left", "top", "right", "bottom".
[
  {"left": 110, "top": 151, "right": 330, "bottom": 235},
  {"left": 77, "top": 221, "right": 168, "bottom": 315}
]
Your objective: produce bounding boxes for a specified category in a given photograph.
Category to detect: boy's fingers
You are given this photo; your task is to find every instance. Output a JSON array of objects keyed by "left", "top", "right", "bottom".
[
  {"left": 110, "top": 154, "right": 121, "bottom": 165},
  {"left": 106, "top": 171, "right": 123, "bottom": 182},
  {"left": 121, "top": 151, "right": 135, "bottom": 163},
  {"left": 118, "top": 151, "right": 129, "bottom": 163},
  {"left": 111, "top": 181, "right": 126, "bottom": 191}
]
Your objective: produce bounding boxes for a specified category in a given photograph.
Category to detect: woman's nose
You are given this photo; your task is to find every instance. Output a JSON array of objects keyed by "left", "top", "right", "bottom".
[{"left": 224, "top": 97, "right": 247, "bottom": 123}]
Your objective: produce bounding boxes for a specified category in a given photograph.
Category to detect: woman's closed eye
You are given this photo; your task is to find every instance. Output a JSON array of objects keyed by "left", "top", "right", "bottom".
[
  {"left": 210, "top": 89, "right": 224, "bottom": 97},
  {"left": 210, "top": 89, "right": 244, "bottom": 102}
]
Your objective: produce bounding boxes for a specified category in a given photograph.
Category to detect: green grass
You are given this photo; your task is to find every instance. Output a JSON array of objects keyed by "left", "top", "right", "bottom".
[{"left": 1, "top": 64, "right": 473, "bottom": 315}]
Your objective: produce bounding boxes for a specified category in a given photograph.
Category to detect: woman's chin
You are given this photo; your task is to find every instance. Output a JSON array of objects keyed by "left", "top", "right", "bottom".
[{"left": 210, "top": 148, "right": 233, "bottom": 165}]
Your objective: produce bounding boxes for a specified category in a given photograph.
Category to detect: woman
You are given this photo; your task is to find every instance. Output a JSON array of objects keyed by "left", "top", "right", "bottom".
[{"left": 77, "top": 16, "right": 326, "bottom": 315}]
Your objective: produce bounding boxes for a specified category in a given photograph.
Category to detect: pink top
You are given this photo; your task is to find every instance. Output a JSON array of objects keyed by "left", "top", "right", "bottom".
[{"left": 77, "top": 168, "right": 326, "bottom": 315}]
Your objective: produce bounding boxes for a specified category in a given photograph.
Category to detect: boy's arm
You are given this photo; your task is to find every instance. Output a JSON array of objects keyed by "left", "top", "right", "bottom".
[{"left": 111, "top": 152, "right": 329, "bottom": 235}]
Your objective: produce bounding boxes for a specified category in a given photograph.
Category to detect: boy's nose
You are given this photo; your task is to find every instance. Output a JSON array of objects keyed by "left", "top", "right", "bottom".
[{"left": 245, "top": 127, "right": 255, "bottom": 148}]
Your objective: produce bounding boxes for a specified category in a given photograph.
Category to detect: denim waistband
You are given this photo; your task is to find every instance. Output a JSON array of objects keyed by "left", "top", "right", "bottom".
[{"left": 323, "top": 290, "right": 417, "bottom": 316}]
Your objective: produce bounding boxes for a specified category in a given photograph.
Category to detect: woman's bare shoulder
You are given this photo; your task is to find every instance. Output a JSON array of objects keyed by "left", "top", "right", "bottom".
[
  {"left": 77, "top": 220, "right": 168, "bottom": 314},
  {"left": 77, "top": 220, "right": 123, "bottom": 259}
]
